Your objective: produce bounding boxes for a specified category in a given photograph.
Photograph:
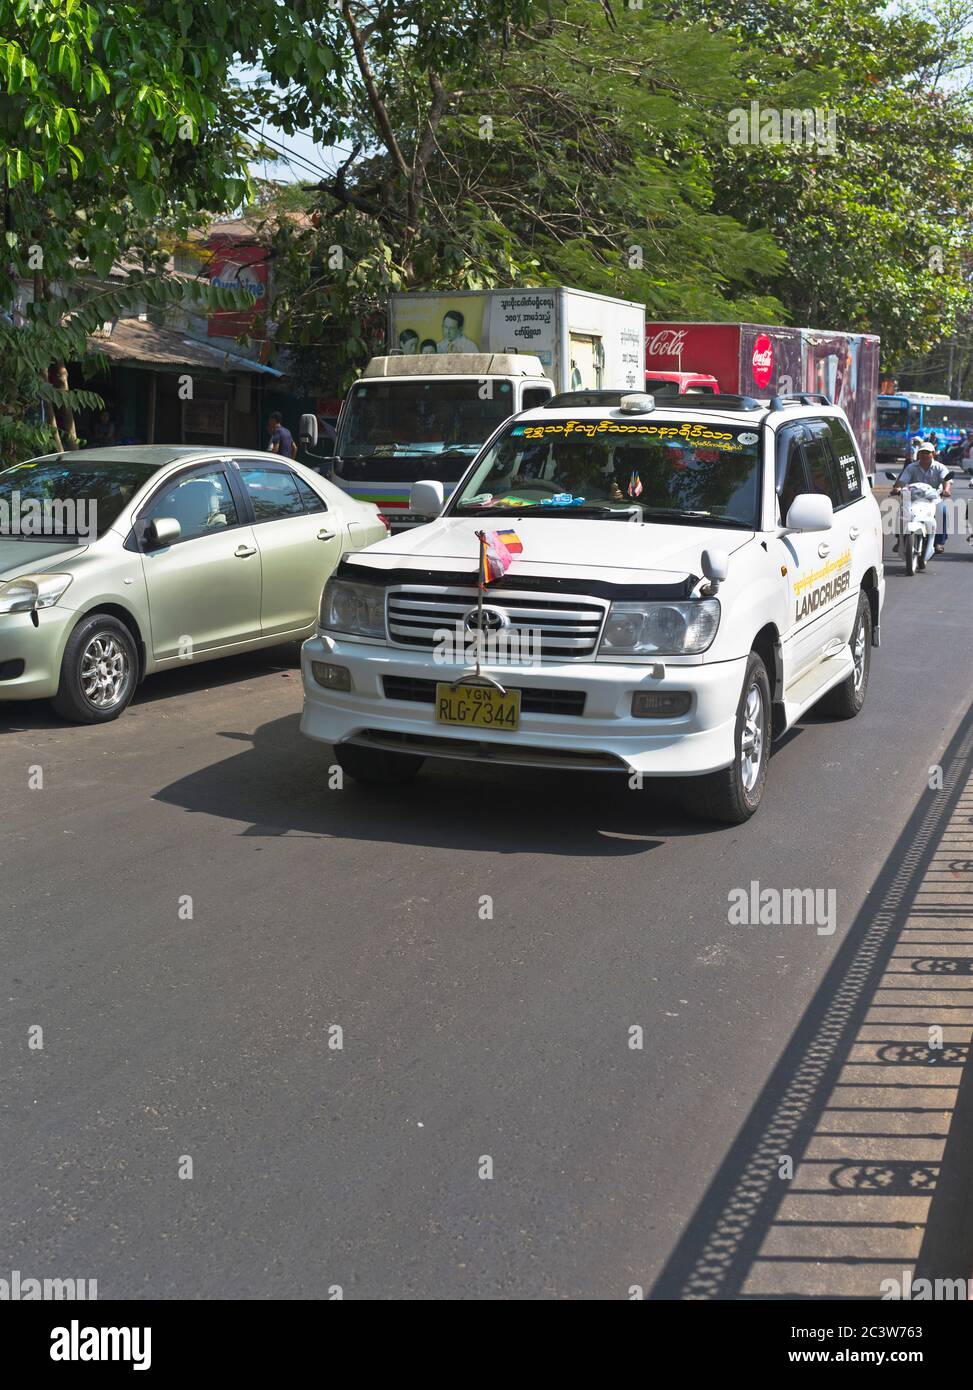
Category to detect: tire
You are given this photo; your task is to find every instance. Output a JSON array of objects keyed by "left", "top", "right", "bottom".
[
  {"left": 904, "top": 532, "right": 917, "bottom": 575},
  {"left": 917, "top": 533, "right": 927, "bottom": 571},
  {"left": 679, "top": 652, "right": 771, "bottom": 826},
  {"left": 51, "top": 613, "right": 138, "bottom": 724},
  {"left": 334, "top": 742, "right": 424, "bottom": 784},
  {"left": 821, "top": 591, "right": 872, "bottom": 720}
]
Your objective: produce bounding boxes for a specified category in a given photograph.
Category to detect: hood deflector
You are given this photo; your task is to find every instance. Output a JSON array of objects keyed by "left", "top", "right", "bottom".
[{"left": 336, "top": 557, "right": 698, "bottom": 601}]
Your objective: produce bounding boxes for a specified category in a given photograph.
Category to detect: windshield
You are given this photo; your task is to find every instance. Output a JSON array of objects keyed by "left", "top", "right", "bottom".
[
  {"left": 338, "top": 379, "right": 516, "bottom": 460},
  {"left": 877, "top": 404, "right": 908, "bottom": 432},
  {"left": 449, "top": 416, "right": 763, "bottom": 527},
  {"left": 0, "top": 457, "right": 158, "bottom": 540}
]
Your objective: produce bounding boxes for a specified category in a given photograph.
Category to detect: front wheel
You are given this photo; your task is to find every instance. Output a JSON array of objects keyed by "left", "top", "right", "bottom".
[
  {"left": 51, "top": 613, "right": 138, "bottom": 724},
  {"left": 821, "top": 591, "right": 872, "bottom": 720},
  {"left": 904, "top": 531, "right": 918, "bottom": 575},
  {"left": 679, "top": 652, "right": 771, "bottom": 825}
]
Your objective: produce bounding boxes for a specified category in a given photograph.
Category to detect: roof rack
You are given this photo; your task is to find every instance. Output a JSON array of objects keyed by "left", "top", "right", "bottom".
[
  {"left": 768, "top": 392, "right": 833, "bottom": 410},
  {"left": 542, "top": 390, "right": 763, "bottom": 411}
]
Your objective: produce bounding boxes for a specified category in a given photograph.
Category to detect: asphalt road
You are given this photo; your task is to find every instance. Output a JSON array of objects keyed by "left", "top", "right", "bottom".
[{"left": 4, "top": 483, "right": 973, "bottom": 1300}]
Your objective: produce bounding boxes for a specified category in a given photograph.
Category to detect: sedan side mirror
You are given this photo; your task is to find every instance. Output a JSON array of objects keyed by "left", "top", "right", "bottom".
[
  {"left": 783, "top": 493, "right": 834, "bottom": 534},
  {"left": 144, "top": 516, "right": 181, "bottom": 550},
  {"left": 410, "top": 480, "right": 445, "bottom": 517}
]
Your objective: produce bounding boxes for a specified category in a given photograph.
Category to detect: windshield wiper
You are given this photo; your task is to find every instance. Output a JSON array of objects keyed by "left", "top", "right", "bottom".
[{"left": 638, "top": 507, "right": 753, "bottom": 529}]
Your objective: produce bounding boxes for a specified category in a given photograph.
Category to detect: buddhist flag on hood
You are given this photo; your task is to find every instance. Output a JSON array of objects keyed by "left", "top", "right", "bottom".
[{"left": 476, "top": 529, "right": 520, "bottom": 586}]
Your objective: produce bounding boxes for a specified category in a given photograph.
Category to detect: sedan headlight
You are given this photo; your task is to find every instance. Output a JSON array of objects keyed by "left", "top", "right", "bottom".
[
  {"left": 319, "top": 577, "right": 386, "bottom": 638},
  {"left": 600, "top": 598, "right": 720, "bottom": 655},
  {"left": 0, "top": 573, "right": 73, "bottom": 615}
]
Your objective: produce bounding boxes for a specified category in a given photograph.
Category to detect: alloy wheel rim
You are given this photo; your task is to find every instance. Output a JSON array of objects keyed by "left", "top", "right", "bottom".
[
  {"left": 740, "top": 682, "right": 764, "bottom": 793},
  {"left": 852, "top": 616, "right": 867, "bottom": 693},
  {"left": 80, "top": 634, "right": 130, "bottom": 709}
]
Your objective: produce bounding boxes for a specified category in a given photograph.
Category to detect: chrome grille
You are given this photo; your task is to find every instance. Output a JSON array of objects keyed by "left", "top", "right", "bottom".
[{"left": 385, "top": 585, "right": 607, "bottom": 660}]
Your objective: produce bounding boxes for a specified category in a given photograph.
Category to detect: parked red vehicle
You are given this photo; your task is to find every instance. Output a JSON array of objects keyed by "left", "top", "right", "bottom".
[
  {"left": 645, "top": 321, "right": 880, "bottom": 474},
  {"left": 644, "top": 369, "right": 720, "bottom": 395}
]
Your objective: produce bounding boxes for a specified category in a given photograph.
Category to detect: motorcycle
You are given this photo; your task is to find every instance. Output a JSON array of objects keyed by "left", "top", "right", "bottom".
[{"left": 884, "top": 472, "right": 949, "bottom": 576}]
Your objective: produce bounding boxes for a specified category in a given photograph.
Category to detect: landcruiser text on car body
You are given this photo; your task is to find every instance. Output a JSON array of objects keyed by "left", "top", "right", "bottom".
[{"left": 301, "top": 393, "right": 884, "bottom": 823}]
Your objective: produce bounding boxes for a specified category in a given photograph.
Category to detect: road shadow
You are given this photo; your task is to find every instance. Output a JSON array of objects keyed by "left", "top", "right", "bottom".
[
  {"left": 150, "top": 711, "right": 732, "bottom": 857},
  {"left": 0, "top": 644, "right": 302, "bottom": 734},
  {"left": 650, "top": 699, "right": 973, "bottom": 1299}
]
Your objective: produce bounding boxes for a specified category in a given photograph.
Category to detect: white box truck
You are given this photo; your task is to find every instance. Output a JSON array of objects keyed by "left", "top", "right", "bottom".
[
  {"left": 389, "top": 287, "right": 646, "bottom": 394},
  {"left": 324, "top": 288, "right": 645, "bottom": 528}
]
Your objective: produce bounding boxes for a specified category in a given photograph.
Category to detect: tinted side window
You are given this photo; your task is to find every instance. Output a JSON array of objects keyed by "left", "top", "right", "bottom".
[
  {"left": 142, "top": 469, "right": 239, "bottom": 543},
  {"left": 295, "top": 476, "right": 328, "bottom": 513},
  {"left": 826, "top": 418, "right": 864, "bottom": 503},
  {"left": 522, "top": 387, "right": 553, "bottom": 411},
  {"left": 238, "top": 466, "right": 304, "bottom": 521},
  {"left": 802, "top": 423, "right": 843, "bottom": 506},
  {"left": 776, "top": 428, "right": 808, "bottom": 524}
]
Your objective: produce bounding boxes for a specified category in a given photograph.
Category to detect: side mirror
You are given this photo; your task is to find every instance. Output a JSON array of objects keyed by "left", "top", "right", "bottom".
[
  {"left": 700, "top": 547, "right": 728, "bottom": 595},
  {"left": 144, "top": 516, "right": 181, "bottom": 549},
  {"left": 884, "top": 471, "right": 898, "bottom": 481},
  {"left": 299, "top": 413, "right": 318, "bottom": 446},
  {"left": 783, "top": 493, "right": 834, "bottom": 534},
  {"left": 410, "top": 480, "right": 445, "bottom": 517}
]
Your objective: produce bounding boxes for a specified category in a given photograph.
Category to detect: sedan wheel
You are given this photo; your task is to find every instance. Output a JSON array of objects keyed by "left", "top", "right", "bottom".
[
  {"left": 51, "top": 614, "right": 138, "bottom": 724},
  {"left": 80, "top": 634, "right": 131, "bottom": 710}
]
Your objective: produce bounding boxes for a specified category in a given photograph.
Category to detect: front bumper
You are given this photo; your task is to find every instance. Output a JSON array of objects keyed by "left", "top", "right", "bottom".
[
  {"left": 0, "top": 607, "right": 70, "bottom": 701},
  {"left": 300, "top": 635, "right": 747, "bottom": 776}
]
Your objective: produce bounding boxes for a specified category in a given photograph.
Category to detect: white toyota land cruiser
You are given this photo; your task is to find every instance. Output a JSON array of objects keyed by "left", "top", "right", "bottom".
[{"left": 300, "top": 391, "right": 884, "bottom": 823}]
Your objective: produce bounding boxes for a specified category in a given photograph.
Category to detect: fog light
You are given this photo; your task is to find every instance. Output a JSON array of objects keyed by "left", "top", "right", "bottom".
[
  {"left": 631, "top": 690, "right": 691, "bottom": 718},
  {"left": 311, "top": 662, "right": 351, "bottom": 691}
]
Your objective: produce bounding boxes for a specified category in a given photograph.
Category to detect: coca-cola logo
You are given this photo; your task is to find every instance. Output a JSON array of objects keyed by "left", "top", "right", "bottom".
[
  {"left": 647, "top": 329, "right": 688, "bottom": 357},
  {"left": 752, "top": 334, "right": 773, "bottom": 388}
]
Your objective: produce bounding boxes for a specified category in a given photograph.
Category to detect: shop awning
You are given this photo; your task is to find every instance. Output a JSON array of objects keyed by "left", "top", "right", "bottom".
[{"left": 87, "top": 318, "right": 283, "bottom": 376}]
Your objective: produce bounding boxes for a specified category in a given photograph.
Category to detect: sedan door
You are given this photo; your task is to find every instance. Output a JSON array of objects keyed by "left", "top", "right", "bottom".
[
  {"left": 137, "top": 464, "right": 262, "bottom": 662},
  {"left": 233, "top": 463, "right": 343, "bottom": 638}
]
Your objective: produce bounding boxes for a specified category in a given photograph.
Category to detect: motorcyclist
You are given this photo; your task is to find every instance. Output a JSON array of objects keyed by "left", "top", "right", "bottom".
[{"left": 891, "top": 440, "right": 951, "bottom": 554}]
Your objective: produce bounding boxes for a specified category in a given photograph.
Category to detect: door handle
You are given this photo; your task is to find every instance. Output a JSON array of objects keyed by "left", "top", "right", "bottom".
[
  {"left": 316, "top": 529, "right": 337, "bottom": 541},
  {"left": 234, "top": 544, "right": 257, "bottom": 558},
  {"left": 817, "top": 542, "right": 831, "bottom": 558},
  {"left": 849, "top": 526, "right": 860, "bottom": 540}
]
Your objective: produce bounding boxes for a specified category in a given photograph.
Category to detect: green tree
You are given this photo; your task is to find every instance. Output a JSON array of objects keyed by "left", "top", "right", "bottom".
[
  {"left": 683, "top": 0, "right": 973, "bottom": 364},
  {"left": 0, "top": 0, "right": 359, "bottom": 450},
  {"left": 269, "top": 1, "right": 788, "bottom": 394}
]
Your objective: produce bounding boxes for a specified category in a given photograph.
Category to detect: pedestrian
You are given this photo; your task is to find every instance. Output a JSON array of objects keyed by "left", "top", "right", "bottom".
[{"left": 267, "top": 411, "right": 297, "bottom": 459}]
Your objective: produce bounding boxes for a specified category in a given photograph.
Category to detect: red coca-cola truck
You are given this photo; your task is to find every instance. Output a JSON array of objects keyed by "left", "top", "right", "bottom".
[{"left": 645, "top": 322, "right": 880, "bottom": 474}]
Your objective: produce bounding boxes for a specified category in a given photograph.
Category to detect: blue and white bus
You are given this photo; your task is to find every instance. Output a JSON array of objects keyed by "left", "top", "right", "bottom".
[{"left": 877, "top": 391, "right": 973, "bottom": 460}]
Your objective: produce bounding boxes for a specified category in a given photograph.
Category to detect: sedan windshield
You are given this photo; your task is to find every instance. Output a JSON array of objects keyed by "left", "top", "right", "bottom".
[
  {"left": 0, "top": 457, "right": 159, "bottom": 540},
  {"left": 450, "top": 416, "right": 762, "bottom": 527}
]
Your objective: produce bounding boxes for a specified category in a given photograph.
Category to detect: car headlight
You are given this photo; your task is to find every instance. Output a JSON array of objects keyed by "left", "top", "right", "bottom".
[
  {"left": 319, "top": 577, "right": 386, "bottom": 638},
  {"left": 0, "top": 573, "right": 73, "bottom": 614},
  {"left": 600, "top": 598, "right": 720, "bottom": 655}
]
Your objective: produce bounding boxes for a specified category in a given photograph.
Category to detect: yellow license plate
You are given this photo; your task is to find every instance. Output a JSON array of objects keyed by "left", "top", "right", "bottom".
[{"left": 435, "top": 682, "right": 521, "bottom": 731}]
